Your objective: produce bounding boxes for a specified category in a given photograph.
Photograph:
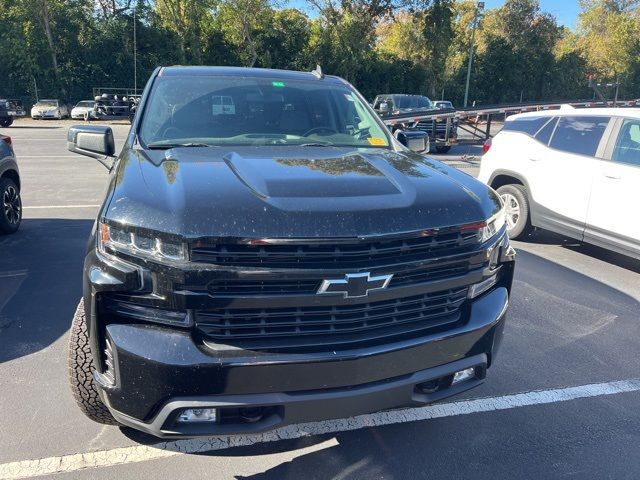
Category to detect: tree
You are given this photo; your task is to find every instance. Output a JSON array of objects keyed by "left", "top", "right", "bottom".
[
  {"left": 258, "top": 9, "right": 312, "bottom": 69},
  {"left": 156, "top": 0, "right": 215, "bottom": 63},
  {"left": 475, "top": 0, "right": 561, "bottom": 102},
  {"left": 577, "top": 0, "right": 640, "bottom": 80},
  {"left": 215, "top": 0, "right": 271, "bottom": 67},
  {"left": 421, "top": 0, "right": 455, "bottom": 96},
  {"left": 377, "top": 11, "right": 428, "bottom": 63}
]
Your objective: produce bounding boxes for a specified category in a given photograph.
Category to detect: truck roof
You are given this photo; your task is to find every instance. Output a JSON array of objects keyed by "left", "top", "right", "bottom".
[{"left": 158, "top": 66, "right": 345, "bottom": 84}]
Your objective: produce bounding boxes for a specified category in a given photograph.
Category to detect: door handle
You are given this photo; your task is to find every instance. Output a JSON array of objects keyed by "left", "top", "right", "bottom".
[{"left": 604, "top": 175, "right": 621, "bottom": 180}]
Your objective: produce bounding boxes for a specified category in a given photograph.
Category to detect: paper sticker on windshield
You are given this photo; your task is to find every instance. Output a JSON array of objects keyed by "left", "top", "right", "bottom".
[{"left": 368, "top": 137, "right": 387, "bottom": 146}]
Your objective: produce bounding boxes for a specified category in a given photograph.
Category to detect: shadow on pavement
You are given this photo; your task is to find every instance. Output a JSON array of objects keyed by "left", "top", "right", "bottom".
[
  {"left": 0, "top": 218, "right": 92, "bottom": 363},
  {"left": 516, "top": 229, "right": 640, "bottom": 274}
]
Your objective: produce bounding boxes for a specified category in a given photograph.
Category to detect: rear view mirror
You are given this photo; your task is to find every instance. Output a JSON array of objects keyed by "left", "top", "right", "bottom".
[
  {"left": 379, "top": 102, "right": 390, "bottom": 113},
  {"left": 67, "top": 125, "right": 115, "bottom": 169},
  {"left": 396, "top": 129, "right": 429, "bottom": 153}
]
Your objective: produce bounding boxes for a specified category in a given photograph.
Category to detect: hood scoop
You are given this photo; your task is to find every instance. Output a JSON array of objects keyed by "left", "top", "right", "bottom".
[{"left": 224, "top": 152, "right": 401, "bottom": 199}]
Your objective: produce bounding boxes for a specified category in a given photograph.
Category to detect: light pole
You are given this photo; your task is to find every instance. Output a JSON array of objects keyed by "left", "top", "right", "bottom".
[
  {"left": 463, "top": 1, "right": 484, "bottom": 108},
  {"left": 133, "top": 5, "right": 137, "bottom": 94}
]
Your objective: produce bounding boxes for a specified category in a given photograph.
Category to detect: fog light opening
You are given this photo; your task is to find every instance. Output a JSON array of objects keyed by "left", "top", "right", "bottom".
[
  {"left": 415, "top": 374, "right": 454, "bottom": 394},
  {"left": 239, "top": 407, "right": 265, "bottom": 423},
  {"left": 177, "top": 408, "right": 218, "bottom": 423},
  {"left": 452, "top": 367, "right": 476, "bottom": 385}
]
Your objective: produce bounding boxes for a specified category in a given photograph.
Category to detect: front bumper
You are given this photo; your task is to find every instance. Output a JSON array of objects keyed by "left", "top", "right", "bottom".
[
  {"left": 97, "top": 286, "right": 508, "bottom": 438},
  {"left": 71, "top": 111, "right": 96, "bottom": 119},
  {"left": 31, "top": 111, "right": 60, "bottom": 119}
]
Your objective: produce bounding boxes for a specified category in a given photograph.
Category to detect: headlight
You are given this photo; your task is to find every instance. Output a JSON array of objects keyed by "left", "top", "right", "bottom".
[
  {"left": 99, "top": 222, "right": 186, "bottom": 261},
  {"left": 478, "top": 207, "right": 506, "bottom": 243}
]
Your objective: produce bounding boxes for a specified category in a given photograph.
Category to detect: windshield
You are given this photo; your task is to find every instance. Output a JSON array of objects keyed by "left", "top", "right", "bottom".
[
  {"left": 436, "top": 101, "right": 453, "bottom": 109},
  {"left": 139, "top": 75, "right": 391, "bottom": 148},
  {"left": 35, "top": 100, "right": 58, "bottom": 107},
  {"left": 76, "top": 101, "right": 94, "bottom": 107},
  {"left": 394, "top": 96, "right": 432, "bottom": 109}
]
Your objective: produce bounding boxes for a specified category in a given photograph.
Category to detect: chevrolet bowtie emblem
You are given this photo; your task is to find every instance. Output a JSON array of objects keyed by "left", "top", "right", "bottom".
[{"left": 317, "top": 272, "right": 393, "bottom": 298}]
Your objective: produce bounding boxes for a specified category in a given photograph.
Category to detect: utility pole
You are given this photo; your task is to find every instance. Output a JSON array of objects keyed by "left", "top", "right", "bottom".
[
  {"left": 463, "top": 1, "right": 484, "bottom": 108},
  {"left": 133, "top": 5, "right": 137, "bottom": 94}
]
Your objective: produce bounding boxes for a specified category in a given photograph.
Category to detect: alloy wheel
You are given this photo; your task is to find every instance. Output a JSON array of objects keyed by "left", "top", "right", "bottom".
[
  {"left": 500, "top": 193, "right": 520, "bottom": 231},
  {"left": 3, "top": 185, "right": 21, "bottom": 225}
]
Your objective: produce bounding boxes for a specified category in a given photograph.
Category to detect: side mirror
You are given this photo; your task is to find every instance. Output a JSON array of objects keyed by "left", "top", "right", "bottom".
[
  {"left": 67, "top": 125, "right": 115, "bottom": 169},
  {"left": 396, "top": 129, "right": 429, "bottom": 153}
]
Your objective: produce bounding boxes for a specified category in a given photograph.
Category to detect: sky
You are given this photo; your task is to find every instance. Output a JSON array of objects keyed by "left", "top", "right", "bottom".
[
  {"left": 482, "top": 0, "right": 581, "bottom": 28},
  {"left": 287, "top": 1, "right": 582, "bottom": 29}
]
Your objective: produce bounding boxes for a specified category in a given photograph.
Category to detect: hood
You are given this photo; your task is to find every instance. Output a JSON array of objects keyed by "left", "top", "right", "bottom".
[
  {"left": 104, "top": 146, "right": 501, "bottom": 239},
  {"left": 32, "top": 106, "right": 57, "bottom": 113}
]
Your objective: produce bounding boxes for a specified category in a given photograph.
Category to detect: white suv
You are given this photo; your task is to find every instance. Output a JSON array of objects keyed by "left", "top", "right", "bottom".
[{"left": 478, "top": 107, "right": 640, "bottom": 260}]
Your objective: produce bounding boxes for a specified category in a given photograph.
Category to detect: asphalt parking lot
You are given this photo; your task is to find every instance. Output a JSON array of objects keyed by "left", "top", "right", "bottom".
[{"left": 1, "top": 121, "right": 639, "bottom": 480}]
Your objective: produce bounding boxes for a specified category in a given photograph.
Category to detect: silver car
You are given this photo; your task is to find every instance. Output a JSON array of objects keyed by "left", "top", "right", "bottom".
[
  {"left": 31, "top": 99, "right": 69, "bottom": 120},
  {"left": 71, "top": 100, "right": 96, "bottom": 120}
]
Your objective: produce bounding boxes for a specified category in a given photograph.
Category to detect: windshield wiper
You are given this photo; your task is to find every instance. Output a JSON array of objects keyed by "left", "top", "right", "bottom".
[
  {"left": 147, "top": 142, "right": 217, "bottom": 149},
  {"left": 299, "top": 142, "right": 334, "bottom": 147}
]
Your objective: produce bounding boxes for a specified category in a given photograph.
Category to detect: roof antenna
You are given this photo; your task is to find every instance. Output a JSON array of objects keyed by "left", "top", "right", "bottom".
[{"left": 311, "top": 64, "right": 324, "bottom": 79}]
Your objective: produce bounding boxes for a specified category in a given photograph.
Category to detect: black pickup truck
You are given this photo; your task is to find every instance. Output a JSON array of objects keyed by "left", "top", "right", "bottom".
[
  {"left": 65, "top": 66, "right": 515, "bottom": 438},
  {"left": 373, "top": 94, "right": 458, "bottom": 153},
  {"left": 0, "top": 99, "right": 26, "bottom": 127}
]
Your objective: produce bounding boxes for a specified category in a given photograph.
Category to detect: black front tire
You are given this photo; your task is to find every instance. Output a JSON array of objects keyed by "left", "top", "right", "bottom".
[
  {"left": 67, "top": 299, "right": 119, "bottom": 425},
  {"left": 496, "top": 184, "right": 532, "bottom": 239},
  {"left": 0, "top": 177, "right": 22, "bottom": 234},
  {"left": 0, "top": 117, "right": 13, "bottom": 127},
  {"left": 435, "top": 145, "right": 452, "bottom": 154}
]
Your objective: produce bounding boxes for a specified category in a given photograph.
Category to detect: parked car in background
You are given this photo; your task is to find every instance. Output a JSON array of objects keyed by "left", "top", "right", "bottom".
[
  {"left": 0, "top": 134, "right": 21, "bottom": 233},
  {"left": 373, "top": 94, "right": 434, "bottom": 114},
  {"left": 71, "top": 100, "right": 96, "bottom": 120},
  {"left": 433, "top": 101, "right": 455, "bottom": 110},
  {"left": 0, "top": 102, "right": 11, "bottom": 128},
  {"left": 0, "top": 99, "right": 26, "bottom": 127},
  {"left": 479, "top": 107, "right": 640, "bottom": 260},
  {"left": 65, "top": 66, "right": 514, "bottom": 438},
  {"left": 31, "top": 99, "right": 69, "bottom": 119},
  {"left": 373, "top": 94, "right": 458, "bottom": 153}
]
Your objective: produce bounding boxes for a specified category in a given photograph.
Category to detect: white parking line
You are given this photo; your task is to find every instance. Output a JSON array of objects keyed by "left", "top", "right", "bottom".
[
  {"left": 23, "top": 205, "right": 100, "bottom": 209},
  {"left": 1, "top": 378, "right": 639, "bottom": 480}
]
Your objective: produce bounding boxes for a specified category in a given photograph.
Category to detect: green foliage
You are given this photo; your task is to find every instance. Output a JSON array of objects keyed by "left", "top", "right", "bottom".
[{"left": 1, "top": 0, "right": 640, "bottom": 106}]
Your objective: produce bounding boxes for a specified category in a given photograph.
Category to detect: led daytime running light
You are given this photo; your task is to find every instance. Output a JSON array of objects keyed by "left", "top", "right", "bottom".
[{"left": 99, "top": 222, "right": 186, "bottom": 261}]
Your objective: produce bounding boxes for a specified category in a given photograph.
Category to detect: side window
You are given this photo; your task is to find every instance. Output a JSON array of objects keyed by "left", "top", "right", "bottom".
[
  {"left": 502, "top": 116, "right": 551, "bottom": 136},
  {"left": 549, "top": 116, "right": 610, "bottom": 157},
  {"left": 611, "top": 119, "right": 640, "bottom": 166},
  {"left": 534, "top": 117, "right": 558, "bottom": 145}
]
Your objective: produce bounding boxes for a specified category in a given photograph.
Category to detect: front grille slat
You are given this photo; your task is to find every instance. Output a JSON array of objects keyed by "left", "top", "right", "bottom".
[
  {"left": 191, "top": 230, "right": 479, "bottom": 269},
  {"left": 196, "top": 296, "right": 465, "bottom": 330},
  {"left": 196, "top": 289, "right": 468, "bottom": 351},
  {"left": 202, "top": 260, "right": 478, "bottom": 297}
]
